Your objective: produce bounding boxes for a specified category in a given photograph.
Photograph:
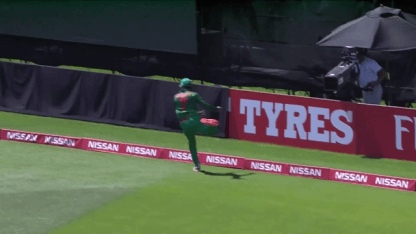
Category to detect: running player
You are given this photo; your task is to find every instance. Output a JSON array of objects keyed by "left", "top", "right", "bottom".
[{"left": 173, "top": 78, "right": 221, "bottom": 172}]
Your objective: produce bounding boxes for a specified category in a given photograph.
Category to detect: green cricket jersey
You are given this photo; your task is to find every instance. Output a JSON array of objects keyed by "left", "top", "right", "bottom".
[{"left": 174, "top": 89, "right": 217, "bottom": 121}]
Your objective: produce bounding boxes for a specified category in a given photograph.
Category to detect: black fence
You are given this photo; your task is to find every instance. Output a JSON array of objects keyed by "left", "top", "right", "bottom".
[
  {"left": 0, "top": 0, "right": 415, "bottom": 105},
  {"left": 0, "top": 61, "right": 229, "bottom": 137},
  {"left": 0, "top": 34, "right": 199, "bottom": 80}
]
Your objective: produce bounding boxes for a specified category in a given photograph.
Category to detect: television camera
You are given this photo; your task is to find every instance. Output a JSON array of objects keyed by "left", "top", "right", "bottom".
[{"left": 323, "top": 46, "right": 361, "bottom": 94}]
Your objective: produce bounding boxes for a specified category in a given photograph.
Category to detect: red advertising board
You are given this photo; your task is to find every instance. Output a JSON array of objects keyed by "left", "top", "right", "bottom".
[
  {"left": 0, "top": 129, "right": 82, "bottom": 149},
  {"left": 228, "top": 89, "right": 357, "bottom": 154},
  {"left": 199, "top": 153, "right": 245, "bottom": 169},
  {"left": 244, "top": 158, "right": 289, "bottom": 175},
  {"left": 82, "top": 138, "right": 122, "bottom": 154},
  {"left": 122, "top": 143, "right": 163, "bottom": 159},
  {"left": 161, "top": 148, "right": 194, "bottom": 163},
  {"left": 370, "top": 174, "right": 416, "bottom": 192},
  {"left": 1, "top": 127, "right": 415, "bottom": 192},
  {"left": 286, "top": 163, "right": 330, "bottom": 180},
  {"left": 355, "top": 104, "right": 416, "bottom": 161},
  {"left": 329, "top": 169, "right": 416, "bottom": 192},
  {"left": 329, "top": 169, "right": 371, "bottom": 186},
  {"left": 82, "top": 138, "right": 163, "bottom": 159},
  {"left": 161, "top": 150, "right": 245, "bottom": 169},
  {"left": 244, "top": 158, "right": 330, "bottom": 180}
]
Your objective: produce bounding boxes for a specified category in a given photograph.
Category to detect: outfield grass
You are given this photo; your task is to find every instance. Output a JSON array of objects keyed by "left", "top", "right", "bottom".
[{"left": 1, "top": 111, "right": 416, "bottom": 234}]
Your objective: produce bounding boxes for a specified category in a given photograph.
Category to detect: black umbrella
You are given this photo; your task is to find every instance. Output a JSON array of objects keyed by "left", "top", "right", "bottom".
[{"left": 317, "top": 5, "right": 416, "bottom": 51}]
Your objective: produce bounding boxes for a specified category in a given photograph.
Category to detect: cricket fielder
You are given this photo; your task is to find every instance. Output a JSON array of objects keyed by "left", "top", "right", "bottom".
[{"left": 174, "top": 78, "right": 222, "bottom": 172}]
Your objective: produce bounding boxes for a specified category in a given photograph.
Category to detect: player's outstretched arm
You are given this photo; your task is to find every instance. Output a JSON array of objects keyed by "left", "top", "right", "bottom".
[{"left": 196, "top": 93, "right": 220, "bottom": 112}]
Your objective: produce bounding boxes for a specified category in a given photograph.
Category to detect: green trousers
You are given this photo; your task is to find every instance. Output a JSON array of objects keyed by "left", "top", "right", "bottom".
[{"left": 179, "top": 115, "right": 218, "bottom": 166}]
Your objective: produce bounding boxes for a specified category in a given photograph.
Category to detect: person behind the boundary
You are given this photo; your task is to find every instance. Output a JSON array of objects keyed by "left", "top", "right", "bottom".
[
  {"left": 174, "top": 78, "right": 222, "bottom": 172},
  {"left": 351, "top": 47, "right": 389, "bottom": 104}
]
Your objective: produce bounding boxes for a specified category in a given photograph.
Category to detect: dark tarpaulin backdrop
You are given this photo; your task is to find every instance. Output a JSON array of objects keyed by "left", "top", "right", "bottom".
[
  {"left": 0, "top": 0, "right": 199, "bottom": 81},
  {"left": 0, "top": 1, "right": 197, "bottom": 54},
  {"left": 0, "top": 0, "right": 415, "bottom": 103},
  {"left": 0, "top": 0, "right": 374, "bottom": 92},
  {"left": 0, "top": 62, "right": 229, "bottom": 138},
  {"left": 0, "top": 34, "right": 199, "bottom": 80}
]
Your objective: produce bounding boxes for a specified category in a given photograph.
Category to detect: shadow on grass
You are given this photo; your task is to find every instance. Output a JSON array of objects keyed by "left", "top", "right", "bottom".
[
  {"left": 200, "top": 170, "right": 255, "bottom": 179},
  {"left": 361, "top": 155, "right": 383, "bottom": 160}
]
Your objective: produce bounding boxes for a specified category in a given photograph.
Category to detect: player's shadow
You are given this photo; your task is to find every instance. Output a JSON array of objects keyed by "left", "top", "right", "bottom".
[
  {"left": 200, "top": 170, "right": 255, "bottom": 179},
  {"left": 361, "top": 155, "right": 382, "bottom": 160}
]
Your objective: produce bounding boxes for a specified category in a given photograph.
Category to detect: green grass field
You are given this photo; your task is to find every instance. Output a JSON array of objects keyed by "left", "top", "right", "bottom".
[{"left": 1, "top": 111, "right": 416, "bottom": 234}]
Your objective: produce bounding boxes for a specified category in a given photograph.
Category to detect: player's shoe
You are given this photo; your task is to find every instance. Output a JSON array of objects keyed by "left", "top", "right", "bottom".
[{"left": 193, "top": 164, "right": 201, "bottom": 172}]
